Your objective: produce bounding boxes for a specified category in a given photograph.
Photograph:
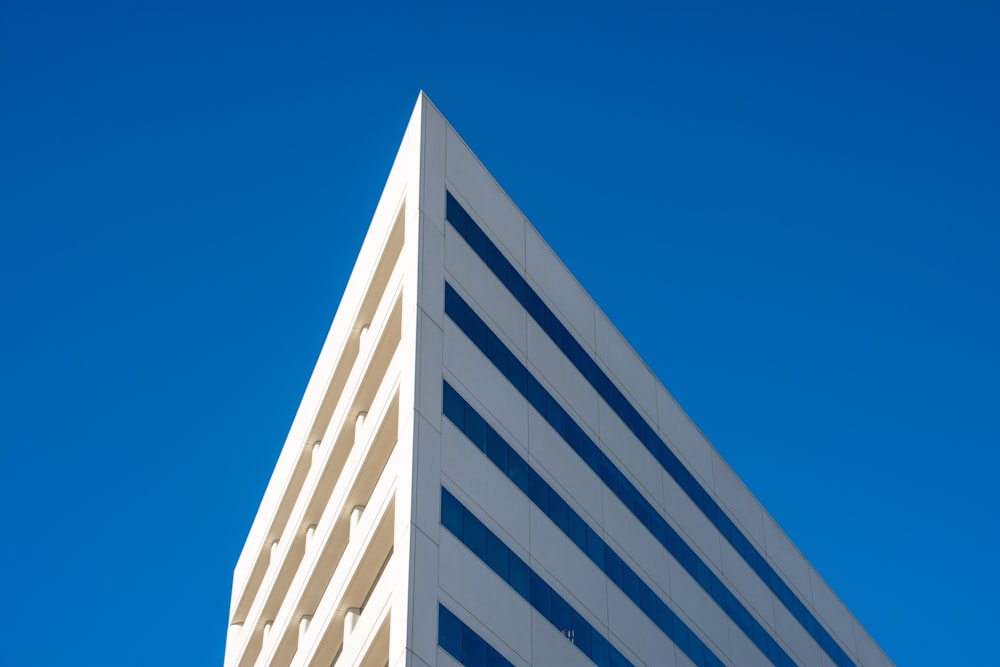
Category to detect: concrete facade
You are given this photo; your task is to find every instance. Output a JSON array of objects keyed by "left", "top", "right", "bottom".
[{"left": 224, "top": 94, "right": 893, "bottom": 667}]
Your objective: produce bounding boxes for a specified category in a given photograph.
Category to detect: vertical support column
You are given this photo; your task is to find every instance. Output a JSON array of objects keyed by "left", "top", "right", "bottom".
[
  {"left": 269, "top": 539, "right": 280, "bottom": 567},
  {"left": 311, "top": 440, "right": 322, "bottom": 467},
  {"left": 298, "top": 615, "right": 312, "bottom": 646},
  {"left": 262, "top": 621, "right": 273, "bottom": 645},
  {"left": 344, "top": 607, "right": 362, "bottom": 652},
  {"left": 224, "top": 623, "right": 243, "bottom": 667},
  {"left": 355, "top": 411, "right": 367, "bottom": 446},
  {"left": 305, "top": 525, "right": 317, "bottom": 551},
  {"left": 359, "top": 324, "right": 370, "bottom": 355},
  {"left": 350, "top": 505, "right": 365, "bottom": 543}
]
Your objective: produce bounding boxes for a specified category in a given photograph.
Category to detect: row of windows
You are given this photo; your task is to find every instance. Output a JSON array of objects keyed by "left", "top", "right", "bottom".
[
  {"left": 444, "top": 192, "right": 855, "bottom": 667},
  {"left": 439, "top": 603, "right": 514, "bottom": 667},
  {"left": 443, "top": 381, "right": 728, "bottom": 667},
  {"left": 444, "top": 286, "right": 796, "bottom": 667},
  {"left": 441, "top": 487, "right": 634, "bottom": 667}
]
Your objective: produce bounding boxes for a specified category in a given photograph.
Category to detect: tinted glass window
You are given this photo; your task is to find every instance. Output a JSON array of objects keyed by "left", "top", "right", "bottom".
[{"left": 444, "top": 196, "right": 856, "bottom": 667}]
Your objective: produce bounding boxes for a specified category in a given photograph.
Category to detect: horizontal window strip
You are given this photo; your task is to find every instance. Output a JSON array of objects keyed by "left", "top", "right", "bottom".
[
  {"left": 439, "top": 602, "right": 515, "bottom": 667},
  {"left": 444, "top": 381, "right": 732, "bottom": 667},
  {"left": 445, "top": 192, "right": 856, "bottom": 667},
  {"left": 445, "top": 285, "right": 798, "bottom": 666},
  {"left": 441, "top": 487, "right": 634, "bottom": 667},
  {"left": 446, "top": 369, "right": 798, "bottom": 667}
]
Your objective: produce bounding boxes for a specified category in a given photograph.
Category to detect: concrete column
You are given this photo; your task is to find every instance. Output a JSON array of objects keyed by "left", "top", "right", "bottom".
[
  {"left": 305, "top": 525, "right": 317, "bottom": 551},
  {"left": 355, "top": 411, "right": 367, "bottom": 446},
  {"left": 298, "top": 615, "right": 312, "bottom": 646},
  {"left": 269, "top": 539, "right": 280, "bottom": 566},
  {"left": 311, "top": 440, "right": 322, "bottom": 467},
  {"left": 344, "top": 607, "right": 362, "bottom": 648},
  {"left": 359, "top": 324, "right": 370, "bottom": 353},
  {"left": 224, "top": 623, "right": 243, "bottom": 667},
  {"left": 350, "top": 505, "right": 365, "bottom": 542}
]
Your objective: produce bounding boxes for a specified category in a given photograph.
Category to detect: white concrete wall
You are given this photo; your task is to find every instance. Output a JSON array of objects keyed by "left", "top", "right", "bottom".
[
  {"left": 413, "top": 93, "right": 893, "bottom": 667},
  {"left": 227, "top": 92, "right": 893, "bottom": 667}
]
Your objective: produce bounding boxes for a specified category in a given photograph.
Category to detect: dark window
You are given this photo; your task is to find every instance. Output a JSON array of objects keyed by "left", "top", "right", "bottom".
[
  {"left": 508, "top": 552, "right": 530, "bottom": 599},
  {"left": 441, "top": 488, "right": 463, "bottom": 539},
  {"left": 464, "top": 404, "right": 486, "bottom": 452},
  {"left": 441, "top": 284, "right": 812, "bottom": 667},
  {"left": 486, "top": 531, "right": 508, "bottom": 580},
  {"left": 506, "top": 356, "right": 528, "bottom": 395},
  {"left": 550, "top": 592, "right": 570, "bottom": 634},
  {"left": 485, "top": 428, "right": 508, "bottom": 472},
  {"left": 486, "top": 329, "right": 507, "bottom": 374},
  {"left": 546, "top": 394, "right": 565, "bottom": 435},
  {"left": 622, "top": 567, "right": 640, "bottom": 604},
  {"left": 486, "top": 645, "right": 509, "bottom": 667},
  {"left": 508, "top": 451, "right": 529, "bottom": 494},
  {"left": 443, "top": 211, "right": 853, "bottom": 665},
  {"left": 567, "top": 511, "right": 587, "bottom": 550},
  {"left": 526, "top": 376, "right": 547, "bottom": 413},
  {"left": 548, "top": 488, "right": 569, "bottom": 532},
  {"left": 529, "top": 571, "right": 550, "bottom": 617},
  {"left": 528, "top": 469, "right": 547, "bottom": 509},
  {"left": 438, "top": 604, "right": 462, "bottom": 658},
  {"left": 464, "top": 509, "right": 486, "bottom": 559},
  {"left": 604, "top": 548, "right": 623, "bottom": 588},
  {"left": 462, "top": 623, "right": 486, "bottom": 665},
  {"left": 639, "top": 582, "right": 656, "bottom": 618},
  {"left": 443, "top": 382, "right": 465, "bottom": 427},
  {"left": 586, "top": 530, "right": 605, "bottom": 569}
]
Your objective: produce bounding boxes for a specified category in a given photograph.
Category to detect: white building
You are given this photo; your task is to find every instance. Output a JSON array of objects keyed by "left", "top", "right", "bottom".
[{"left": 224, "top": 93, "right": 893, "bottom": 667}]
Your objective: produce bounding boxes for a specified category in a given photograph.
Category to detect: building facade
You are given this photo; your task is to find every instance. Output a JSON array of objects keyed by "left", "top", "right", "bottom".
[{"left": 223, "top": 94, "right": 893, "bottom": 667}]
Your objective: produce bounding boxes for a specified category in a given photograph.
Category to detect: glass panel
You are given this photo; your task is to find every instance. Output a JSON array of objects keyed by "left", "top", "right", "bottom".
[
  {"left": 462, "top": 624, "right": 485, "bottom": 665},
  {"left": 526, "top": 376, "right": 547, "bottom": 413},
  {"left": 441, "top": 488, "right": 463, "bottom": 539},
  {"left": 485, "top": 428, "right": 508, "bottom": 472},
  {"left": 591, "top": 632, "right": 610, "bottom": 667},
  {"left": 530, "top": 571, "right": 550, "bottom": 617},
  {"left": 486, "top": 645, "right": 510, "bottom": 667},
  {"left": 445, "top": 192, "right": 463, "bottom": 228},
  {"left": 567, "top": 511, "right": 587, "bottom": 550},
  {"left": 548, "top": 488, "right": 569, "bottom": 532},
  {"left": 442, "top": 281, "right": 812, "bottom": 667},
  {"left": 546, "top": 394, "right": 565, "bottom": 435},
  {"left": 464, "top": 509, "right": 486, "bottom": 559},
  {"left": 622, "top": 567, "right": 639, "bottom": 603},
  {"left": 550, "top": 592, "right": 570, "bottom": 635},
  {"left": 484, "top": 240, "right": 503, "bottom": 276},
  {"left": 639, "top": 582, "right": 656, "bottom": 618},
  {"left": 604, "top": 548, "right": 623, "bottom": 587},
  {"left": 438, "top": 604, "right": 462, "bottom": 658},
  {"left": 486, "top": 531, "right": 508, "bottom": 580},
  {"left": 506, "top": 266, "right": 526, "bottom": 306},
  {"left": 445, "top": 227, "right": 848, "bottom": 667},
  {"left": 586, "top": 531, "right": 605, "bottom": 570},
  {"left": 508, "top": 452, "right": 528, "bottom": 494},
  {"left": 486, "top": 331, "right": 507, "bottom": 374},
  {"left": 572, "top": 611, "right": 592, "bottom": 655},
  {"left": 508, "top": 553, "right": 530, "bottom": 599},
  {"left": 529, "top": 470, "right": 548, "bottom": 509},
  {"left": 444, "top": 284, "right": 464, "bottom": 328},
  {"left": 442, "top": 382, "right": 464, "bottom": 426},
  {"left": 465, "top": 404, "right": 486, "bottom": 451},
  {"left": 506, "top": 355, "right": 527, "bottom": 395}
]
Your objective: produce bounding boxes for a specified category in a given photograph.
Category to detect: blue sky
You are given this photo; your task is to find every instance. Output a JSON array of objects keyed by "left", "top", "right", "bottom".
[{"left": 1, "top": 2, "right": 997, "bottom": 665}]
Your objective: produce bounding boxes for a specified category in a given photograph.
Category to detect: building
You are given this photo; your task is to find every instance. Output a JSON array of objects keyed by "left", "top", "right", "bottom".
[{"left": 223, "top": 93, "right": 893, "bottom": 667}]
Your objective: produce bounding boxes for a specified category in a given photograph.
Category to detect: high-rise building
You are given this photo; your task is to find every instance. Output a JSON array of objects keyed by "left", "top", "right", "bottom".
[{"left": 223, "top": 93, "right": 892, "bottom": 667}]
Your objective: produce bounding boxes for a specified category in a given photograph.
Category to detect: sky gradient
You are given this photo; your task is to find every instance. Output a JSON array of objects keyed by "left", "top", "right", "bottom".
[{"left": 2, "top": 2, "right": 998, "bottom": 665}]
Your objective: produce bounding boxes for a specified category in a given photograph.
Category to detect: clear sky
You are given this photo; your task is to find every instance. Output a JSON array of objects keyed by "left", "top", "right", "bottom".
[{"left": 2, "top": 1, "right": 997, "bottom": 665}]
